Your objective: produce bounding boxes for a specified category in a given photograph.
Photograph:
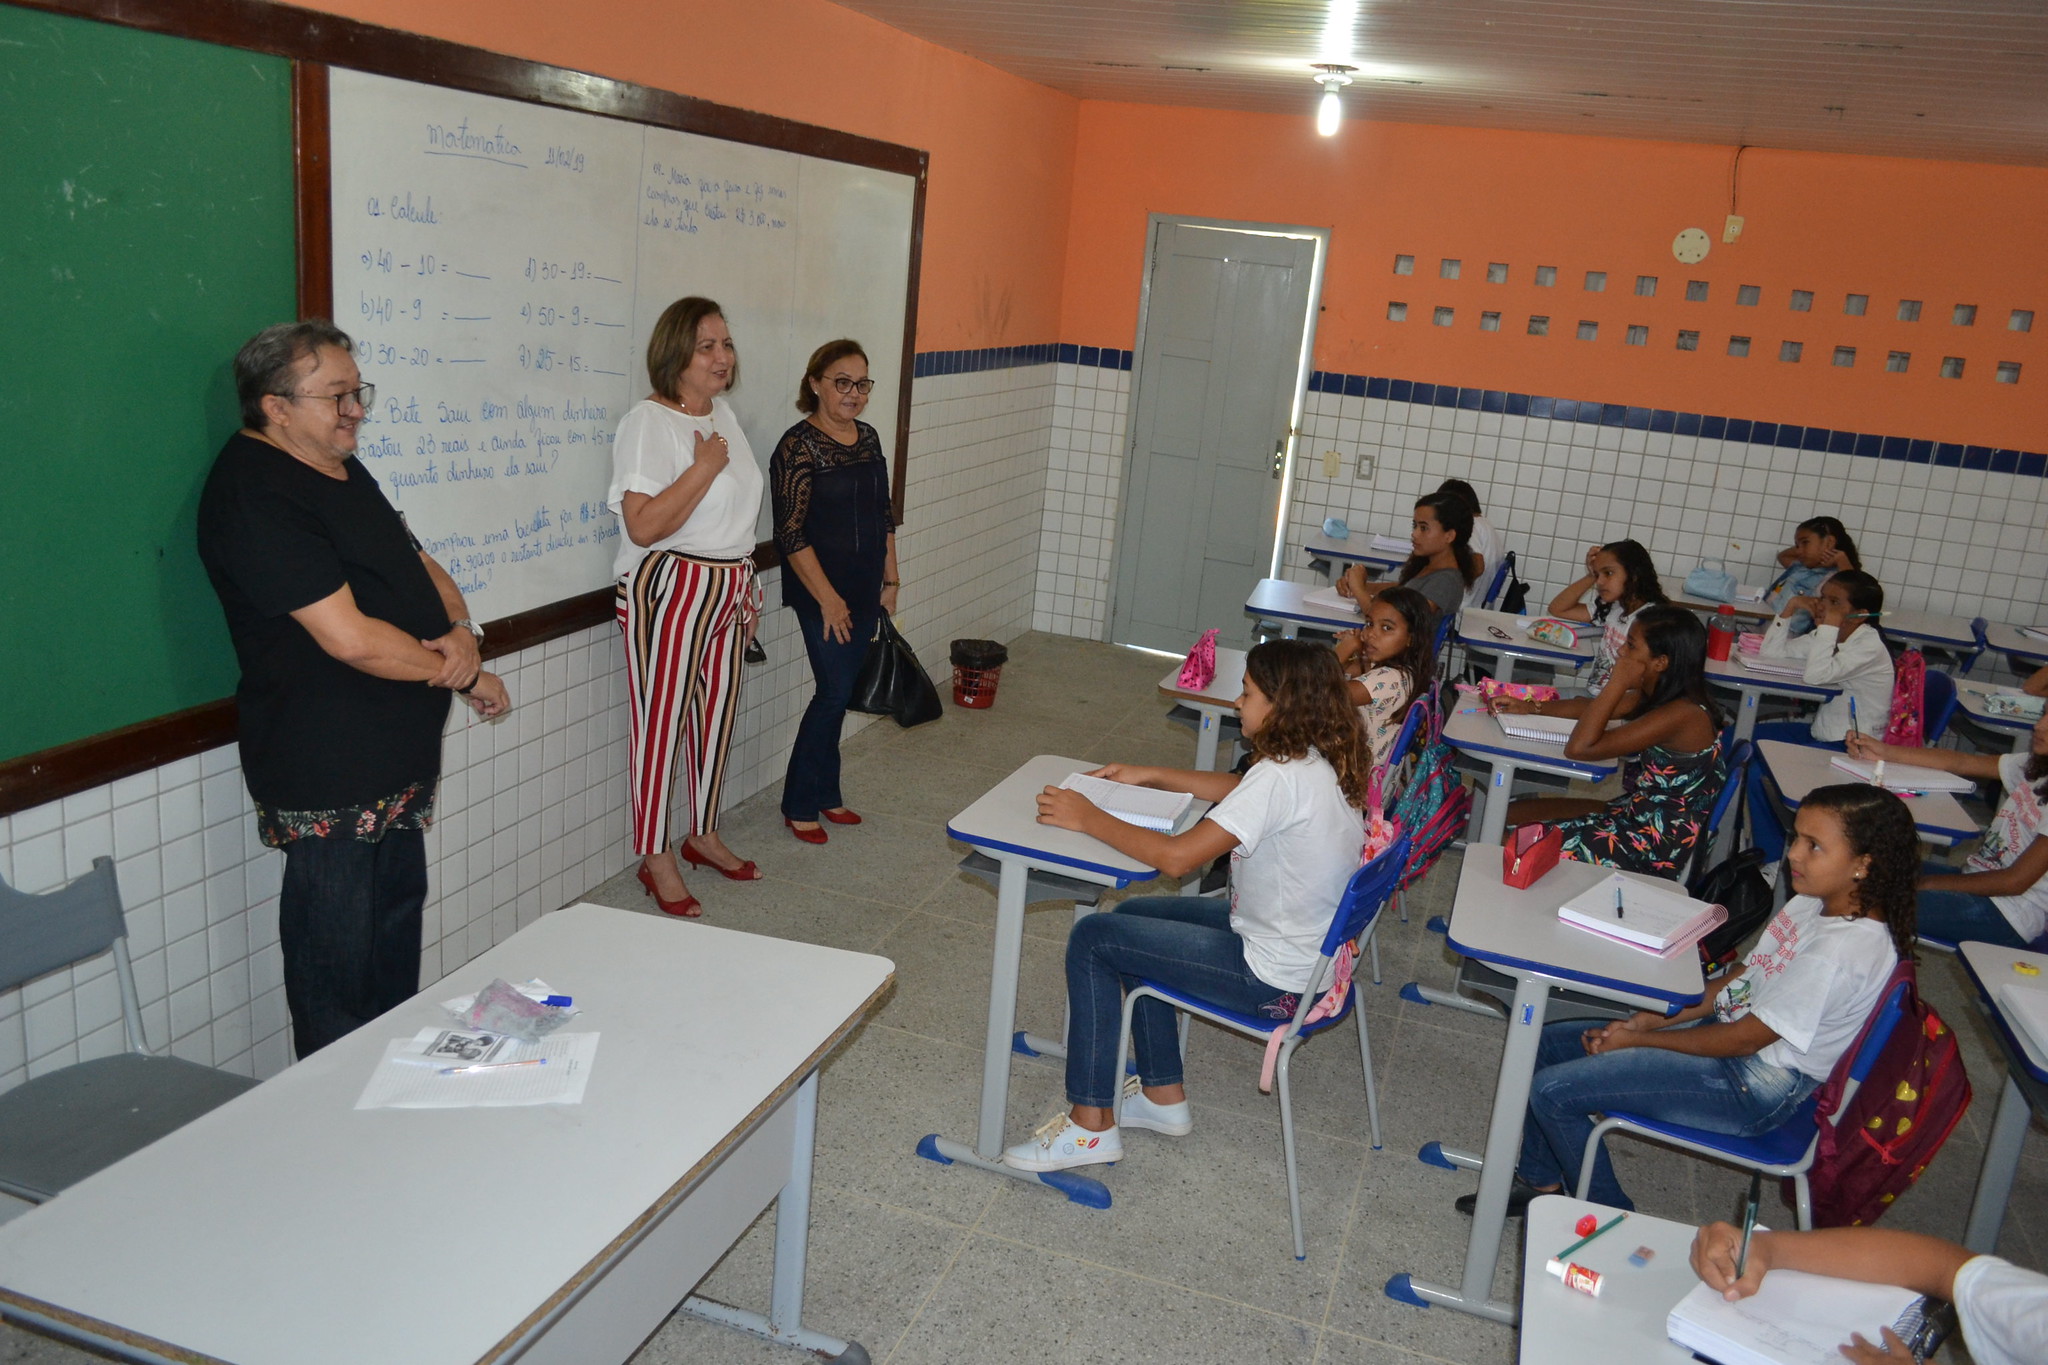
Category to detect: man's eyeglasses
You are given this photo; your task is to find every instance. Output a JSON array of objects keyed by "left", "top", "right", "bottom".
[
  {"left": 1485, "top": 625, "right": 1514, "bottom": 641},
  {"left": 826, "top": 376, "right": 875, "bottom": 395},
  {"left": 290, "top": 383, "right": 376, "bottom": 414}
]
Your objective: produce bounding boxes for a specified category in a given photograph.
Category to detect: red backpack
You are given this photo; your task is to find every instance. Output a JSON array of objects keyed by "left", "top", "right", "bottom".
[
  {"left": 1800, "top": 962, "right": 1972, "bottom": 1227},
  {"left": 1883, "top": 648, "right": 1927, "bottom": 747}
]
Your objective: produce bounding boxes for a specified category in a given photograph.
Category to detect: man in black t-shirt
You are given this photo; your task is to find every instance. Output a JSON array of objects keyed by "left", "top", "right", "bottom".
[{"left": 199, "top": 320, "right": 510, "bottom": 1058}]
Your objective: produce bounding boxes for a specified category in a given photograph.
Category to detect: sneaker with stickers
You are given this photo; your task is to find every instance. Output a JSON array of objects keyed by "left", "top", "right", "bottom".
[{"left": 1000, "top": 1111, "right": 1123, "bottom": 1172}]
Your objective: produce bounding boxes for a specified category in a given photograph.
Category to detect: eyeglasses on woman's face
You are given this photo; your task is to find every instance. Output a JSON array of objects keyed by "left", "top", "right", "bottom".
[{"left": 825, "top": 375, "right": 874, "bottom": 395}]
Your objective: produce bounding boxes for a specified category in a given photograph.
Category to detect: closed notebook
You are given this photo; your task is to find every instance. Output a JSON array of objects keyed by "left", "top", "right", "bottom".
[
  {"left": 1369, "top": 533, "right": 1412, "bottom": 553},
  {"left": 1734, "top": 652, "right": 1809, "bottom": 678},
  {"left": 1826, "top": 756, "right": 1975, "bottom": 794},
  {"left": 1998, "top": 981, "right": 2048, "bottom": 1057},
  {"left": 1058, "top": 773, "right": 1194, "bottom": 832},
  {"left": 1301, "top": 585, "right": 1363, "bottom": 616},
  {"left": 1667, "top": 1268, "right": 1929, "bottom": 1365},
  {"left": 1491, "top": 713, "right": 1622, "bottom": 745},
  {"left": 1558, "top": 872, "right": 1720, "bottom": 953}
]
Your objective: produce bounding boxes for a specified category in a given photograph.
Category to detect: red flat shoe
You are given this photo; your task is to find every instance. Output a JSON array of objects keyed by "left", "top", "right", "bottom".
[
  {"left": 679, "top": 839, "right": 762, "bottom": 881},
  {"left": 821, "top": 807, "right": 863, "bottom": 825},
  {"left": 635, "top": 862, "right": 702, "bottom": 918},
  {"left": 784, "top": 817, "right": 828, "bottom": 845}
]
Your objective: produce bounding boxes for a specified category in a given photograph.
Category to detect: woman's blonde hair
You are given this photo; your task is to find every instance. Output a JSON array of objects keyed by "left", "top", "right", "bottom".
[{"left": 645, "top": 297, "right": 734, "bottom": 401}]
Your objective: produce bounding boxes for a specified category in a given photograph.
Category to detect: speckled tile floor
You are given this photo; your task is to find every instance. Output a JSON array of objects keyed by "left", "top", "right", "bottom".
[{"left": 3, "top": 633, "right": 2039, "bottom": 1364}]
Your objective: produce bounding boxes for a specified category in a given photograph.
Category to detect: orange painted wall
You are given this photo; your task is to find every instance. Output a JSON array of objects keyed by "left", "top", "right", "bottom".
[
  {"left": 298, "top": 0, "right": 1078, "bottom": 350},
  {"left": 1062, "top": 102, "right": 2048, "bottom": 449}
]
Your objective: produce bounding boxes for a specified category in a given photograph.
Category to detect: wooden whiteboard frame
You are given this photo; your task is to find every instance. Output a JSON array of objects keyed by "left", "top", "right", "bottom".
[{"left": 0, "top": 0, "right": 927, "bottom": 817}]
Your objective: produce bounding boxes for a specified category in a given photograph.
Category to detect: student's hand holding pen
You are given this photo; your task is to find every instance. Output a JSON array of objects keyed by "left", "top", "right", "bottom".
[{"left": 1844, "top": 731, "right": 1896, "bottom": 764}]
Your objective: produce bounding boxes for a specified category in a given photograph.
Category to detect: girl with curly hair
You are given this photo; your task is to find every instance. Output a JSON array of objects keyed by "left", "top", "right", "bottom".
[
  {"left": 1003, "top": 640, "right": 1371, "bottom": 1172},
  {"left": 1333, "top": 585, "right": 1437, "bottom": 767},
  {"left": 1468, "top": 781, "right": 1914, "bottom": 1215}
]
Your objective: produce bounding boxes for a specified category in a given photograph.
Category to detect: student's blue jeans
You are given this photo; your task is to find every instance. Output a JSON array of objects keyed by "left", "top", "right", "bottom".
[
  {"left": 278, "top": 828, "right": 427, "bottom": 1059},
  {"left": 1064, "top": 896, "right": 1302, "bottom": 1109},
  {"left": 780, "top": 596, "right": 879, "bottom": 822},
  {"left": 1917, "top": 888, "right": 2029, "bottom": 949},
  {"left": 1744, "top": 720, "right": 1843, "bottom": 862},
  {"left": 1518, "top": 1019, "right": 1818, "bottom": 1210}
]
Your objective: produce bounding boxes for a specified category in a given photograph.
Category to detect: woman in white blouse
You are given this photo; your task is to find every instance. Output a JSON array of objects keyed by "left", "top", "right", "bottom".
[{"left": 607, "top": 298, "right": 765, "bottom": 918}]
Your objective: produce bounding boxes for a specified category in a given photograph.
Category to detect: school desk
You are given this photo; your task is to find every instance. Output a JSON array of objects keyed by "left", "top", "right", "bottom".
[
  {"left": 1302, "top": 530, "right": 1409, "bottom": 576},
  {"left": 923, "top": 755, "right": 1195, "bottom": 1207},
  {"left": 1957, "top": 942, "right": 2048, "bottom": 1255},
  {"left": 1755, "top": 739, "right": 1979, "bottom": 845},
  {"left": 1955, "top": 680, "right": 2039, "bottom": 754},
  {"left": 1670, "top": 593, "right": 1776, "bottom": 622},
  {"left": 1243, "top": 575, "right": 1363, "bottom": 638},
  {"left": 1705, "top": 654, "right": 1840, "bottom": 744},
  {"left": 1881, "top": 608, "right": 1981, "bottom": 663},
  {"left": 1984, "top": 622, "right": 2048, "bottom": 673},
  {"left": 0, "top": 905, "right": 893, "bottom": 1365},
  {"left": 1455, "top": 608, "right": 1597, "bottom": 681},
  {"left": 1442, "top": 705, "right": 1619, "bottom": 846},
  {"left": 1386, "top": 849, "right": 1706, "bottom": 1325},
  {"left": 1156, "top": 646, "right": 1247, "bottom": 771},
  {"left": 1518, "top": 1195, "right": 1700, "bottom": 1364}
]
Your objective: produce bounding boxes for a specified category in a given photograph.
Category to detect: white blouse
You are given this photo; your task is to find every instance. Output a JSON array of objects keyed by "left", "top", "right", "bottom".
[{"left": 607, "top": 396, "right": 763, "bottom": 575}]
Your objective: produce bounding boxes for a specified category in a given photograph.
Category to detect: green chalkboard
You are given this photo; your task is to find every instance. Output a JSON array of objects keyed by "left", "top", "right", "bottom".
[{"left": 0, "top": 6, "right": 295, "bottom": 762}]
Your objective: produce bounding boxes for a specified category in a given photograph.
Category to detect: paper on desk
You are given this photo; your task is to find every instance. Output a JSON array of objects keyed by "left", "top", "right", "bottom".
[
  {"left": 354, "top": 1027, "right": 600, "bottom": 1109},
  {"left": 1302, "top": 585, "right": 1363, "bottom": 616},
  {"left": 1369, "top": 534, "right": 1413, "bottom": 554}
]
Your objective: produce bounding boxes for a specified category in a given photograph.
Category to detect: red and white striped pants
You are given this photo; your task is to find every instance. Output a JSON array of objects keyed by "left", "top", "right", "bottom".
[{"left": 617, "top": 551, "right": 756, "bottom": 856}]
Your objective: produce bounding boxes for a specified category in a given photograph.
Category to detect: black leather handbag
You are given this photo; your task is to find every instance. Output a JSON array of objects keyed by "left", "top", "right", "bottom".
[{"left": 849, "top": 611, "right": 943, "bottom": 728}]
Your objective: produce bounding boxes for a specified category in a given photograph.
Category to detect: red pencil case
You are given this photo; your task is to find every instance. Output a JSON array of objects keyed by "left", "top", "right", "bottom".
[{"left": 1503, "top": 823, "right": 1561, "bottom": 889}]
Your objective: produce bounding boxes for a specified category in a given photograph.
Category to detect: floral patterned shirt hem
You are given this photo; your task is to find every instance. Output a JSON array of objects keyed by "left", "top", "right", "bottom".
[{"left": 255, "top": 780, "right": 436, "bottom": 848}]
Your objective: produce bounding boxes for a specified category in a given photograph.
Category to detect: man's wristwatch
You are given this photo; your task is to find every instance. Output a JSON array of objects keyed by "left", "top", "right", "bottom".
[{"left": 453, "top": 618, "right": 483, "bottom": 641}]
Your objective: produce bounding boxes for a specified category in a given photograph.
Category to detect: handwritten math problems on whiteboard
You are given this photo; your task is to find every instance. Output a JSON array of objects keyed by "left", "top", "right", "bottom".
[{"left": 330, "top": 67, "right": 916, "bottom": 622}]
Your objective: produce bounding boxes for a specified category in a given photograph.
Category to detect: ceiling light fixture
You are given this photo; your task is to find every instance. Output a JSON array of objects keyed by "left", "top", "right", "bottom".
[{"left": 1313, "top": 64, "right": 1355, "bottom": 137}]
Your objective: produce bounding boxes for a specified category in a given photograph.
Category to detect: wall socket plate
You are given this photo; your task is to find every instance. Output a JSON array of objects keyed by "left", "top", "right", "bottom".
[
  {"left": 1322, "top": 448, "right": 1341, "bottom": 478},
  {"left": 1356, "top": 453, "right": 1375, "bottom": 481},
  {"left": 1722, "top": 214, "right": 1745, "bottom": 244}
]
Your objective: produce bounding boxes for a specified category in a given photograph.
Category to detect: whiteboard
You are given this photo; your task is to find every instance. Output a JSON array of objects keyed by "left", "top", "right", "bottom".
[{"left": 329, "top": 68, "right": 916, "bottom": 620}]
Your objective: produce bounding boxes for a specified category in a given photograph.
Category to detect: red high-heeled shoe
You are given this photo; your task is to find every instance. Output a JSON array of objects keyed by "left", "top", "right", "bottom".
[
  {"left": 820, "top": 807, "right": 862, "bottom": 825},
  {"left": 784, "top": 817, "right": 828, "bottom": 845},
  {"left": 635, "top": 862, "right": 701, "bottom": 918},
  {"left": 679, "top": 838, "right": 761, "bottom": 881}
]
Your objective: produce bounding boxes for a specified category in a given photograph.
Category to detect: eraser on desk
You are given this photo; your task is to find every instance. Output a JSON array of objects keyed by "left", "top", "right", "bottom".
[
  {"left": 1628, "top": 1246, "right": 1655, "bottom": 1266},
  {"left": 1575, "top": 1214, "right": 1599, "bottom": 1237},
  {"left": 2016, "top": 962, "right": 2040, "bottom": 977}
]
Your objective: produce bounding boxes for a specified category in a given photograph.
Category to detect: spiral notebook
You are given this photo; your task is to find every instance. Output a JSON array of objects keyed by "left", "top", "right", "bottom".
[
  {"left": 1057, "top": 773, "right": 1195, "bottom": 832},
  {"left": 1667, "top": 1268, "right": 1930, "bottom": 1365}
]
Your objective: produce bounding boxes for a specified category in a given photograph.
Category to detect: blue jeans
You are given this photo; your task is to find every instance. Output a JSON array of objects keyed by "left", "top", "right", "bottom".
[
  {"left": 1917, "top": 888, "right": 2029, "bottom": 949},
  {"left": 1744, "top": 720, "right": 1841, "bottom": 862},
  {"left": 278, "top": 828, "right": 427, "bottom": 1059},
  {"left": 1064, "top": 897, "right": 1300, "bottom": 1109},
  {"left": 1518, "top": 1019, "right": 1818, "bottom": 1209},
  {"left": 780, "top": 596, "right": 879, "bottom": 821}
]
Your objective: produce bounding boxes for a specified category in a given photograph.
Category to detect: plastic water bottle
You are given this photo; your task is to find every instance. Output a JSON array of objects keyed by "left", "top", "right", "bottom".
[{"left": 1707, "top": 603, "right": 1737, "bottom": 661}]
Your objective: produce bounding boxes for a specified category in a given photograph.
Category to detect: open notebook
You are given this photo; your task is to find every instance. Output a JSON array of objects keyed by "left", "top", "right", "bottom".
[
  {"left": 1058, "top": 773, "right": 1195, "bottom": 832},
  {"left": 1667, "top": 1266, "right": 1932, "bottom": 1365},
  {"left": 1827, "top": 756, "right": 1975, "bottom": 794}
]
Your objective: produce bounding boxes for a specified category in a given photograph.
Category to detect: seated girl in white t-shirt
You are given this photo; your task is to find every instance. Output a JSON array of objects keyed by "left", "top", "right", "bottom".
[
  {"left": 1004, "top": 640, "right": 1371, "bottom": 1173},
  {"left": 1848, "top": 712, "right": 2048, "bottom": 950},
  {"left": 1465, "top": 783, "right": 1913, "bottom": 1215}
]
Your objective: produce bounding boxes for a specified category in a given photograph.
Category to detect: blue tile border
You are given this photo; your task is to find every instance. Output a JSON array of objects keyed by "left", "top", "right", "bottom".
[
  {"left": 1303, "top": 368, "right": 2047, "bottom": 478},
  {"left": 909, "top": 342, "right": 1130, "bottom": 379}
]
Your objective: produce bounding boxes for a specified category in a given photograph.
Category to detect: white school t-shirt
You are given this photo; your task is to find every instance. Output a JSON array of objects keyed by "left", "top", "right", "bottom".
[
  {"left": 1951, "top": 1254, "right": 2048, "bottom": 1365},
  {"left": 607, "top": 396, "right": 764, "bottom": 576},
  {"left": 1587, "top": 600, "right": 1647, "bottom": 692},
  {"left": 1713, "top": 895, "right": 1897, "bottom": 1080},
  {"left": 1464, "top": 515, "right": 1505, "bottom": 606},
  {"left": 1205, "top": 751, "right": 1366, "bottom": 994},
  {"left": 1964, "top": 752, "right": 2048, "bottom": 942}
]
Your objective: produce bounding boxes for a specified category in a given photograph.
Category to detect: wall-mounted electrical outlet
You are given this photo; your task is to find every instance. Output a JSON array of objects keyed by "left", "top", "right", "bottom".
[
  {"left": 1322, "top": 449, "right": 1341, "bottom": 478},
  {"left": 1356, "top": 454, "right": 1375, "bottom": 481}
]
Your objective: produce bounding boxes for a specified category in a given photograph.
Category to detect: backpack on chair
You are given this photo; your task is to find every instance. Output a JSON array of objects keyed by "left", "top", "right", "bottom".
[
  {"left": 1883, "top": 649, "right": 1927, "bottom": 747},
  {"left": 1388, "top": 692, "right": 1472, "bottom": 891}
]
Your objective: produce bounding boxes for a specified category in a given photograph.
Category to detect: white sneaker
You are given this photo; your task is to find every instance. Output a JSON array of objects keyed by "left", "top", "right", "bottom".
[
  {"left": 1116, "top": 1076, "right": 1193, "bottom": 1136},
  {"left": 1001, "top": 1112, "right": 1123, "bottom": 1172}
]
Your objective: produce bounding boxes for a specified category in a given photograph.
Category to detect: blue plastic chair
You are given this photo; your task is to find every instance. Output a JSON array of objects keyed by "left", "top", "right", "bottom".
[
  {"left": 1115, "top": 830, "right": 1410, "bottom": 1259},
  {"left": 1923, "top": 668, "right": 1960, "bottom": 743},
  {"left": 1574, "top": 976, "right": 1912, "bottom": 1229},
  {"left": 1684, "top": 738, "right": 1754, "bottom": 883},
  {"left": 1380, "top": 700, "right": 1430, "bottom": 938},
  {"left": 1964, "top": 617, "right": 1989, "bottom": 675},
  {"left": 1480, "top": 550, "right": 1517, "bottom": 609}
]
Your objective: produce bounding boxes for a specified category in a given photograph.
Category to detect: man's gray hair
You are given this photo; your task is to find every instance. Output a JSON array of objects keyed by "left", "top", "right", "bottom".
[{"left": 234, "top": 319, "right": 354, "bottom": 429}]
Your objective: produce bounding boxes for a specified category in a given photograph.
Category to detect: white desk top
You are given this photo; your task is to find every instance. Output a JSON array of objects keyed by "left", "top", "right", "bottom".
[
  {"left": 1442, "top": 705, "right": 1618, "bottom": 781},
  {"left": 1302, "top": 531, "right": 1408, "bottom": 568},
  {"left": 1244, "top": 576, "right": 1362, "bottom": 630},
  {"left": 1755, "top": 740, "right": 1979, "bottom": 841},
  {"left": 1956, "top": 680, "right": 2040, "bottom": 734},
  {"left": 1157, "top": 647, "right": 1247, "bottom": 708},
  {"left": 1959, "top": 942, "right": 2048, "bottom": 1085},
  {"left": 1706, "top": 652, "right": 1839, "bottom": 700},
  {"left": 1881, "top": 608, "right": 1978, "bottom": 650},
  {"left": 1985, "top": 622, "right": 2048, "bottom": 667},
  {"left": 1447, "top": 845, "right": 1706, "bottom": 1011},
  {"left": 1670, "top": 593, "right": 1775, "bottom": 622},
  {"left": 1456, "top": 609, "right": 1597, "bottom": 667},
  {"left": 947, "top": 754, "right": 1185, "bottom": 884},
  {"left": 0, "top": 905, "right": 894, "bottom": 1365},
  {"left": 1519, "top": 1195, "right": 1701, "bottom": 1365}
]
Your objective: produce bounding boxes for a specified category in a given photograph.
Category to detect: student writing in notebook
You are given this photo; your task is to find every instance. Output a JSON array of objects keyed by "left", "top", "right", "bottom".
[
  {"left": 1333, "top": 585, "right": 1435, "bottom": 767},
  {"left": 1847, "top": 711, "right": 2048, "bottom": 949},
  {"left": 1542, "top": 538, "right": 1668, "bottom": 692},
  {"left": 1463, "top": 784, "right": 1912, "bottom": 1217},
  {"left": 1001, "top": 640, "right": 1370, "bottom": 1172},
  {"left": 1747, "top": 569, "right": 1896, "bottom": 861},
  {"left": 1334, "top": 491, "right": 1478, "bottom": 626},
  {"left": 1497, "top": 606, "right": 1725, "bottom": 876},
  {"left": 1769, "top": 515, "right": 1864, "bottom": 634},
  {"left": 1690, "top": 1223, "right": 2048, "bottom": 1365}
]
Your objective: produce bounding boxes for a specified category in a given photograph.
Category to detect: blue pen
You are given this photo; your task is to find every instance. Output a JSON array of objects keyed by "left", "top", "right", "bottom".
[{"left": 1848, "top": 696, "right": 1859, "bottom": 740}]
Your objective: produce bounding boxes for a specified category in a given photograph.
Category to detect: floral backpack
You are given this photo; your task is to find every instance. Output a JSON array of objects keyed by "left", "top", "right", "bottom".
[{"left": 1883, "top": 649, "right": 1927, "bottom": 747}]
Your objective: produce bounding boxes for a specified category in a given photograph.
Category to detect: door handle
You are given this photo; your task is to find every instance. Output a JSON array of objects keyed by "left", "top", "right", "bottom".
[{"left": 1271, "top": 439, "right": 1284, "bottom": 479}]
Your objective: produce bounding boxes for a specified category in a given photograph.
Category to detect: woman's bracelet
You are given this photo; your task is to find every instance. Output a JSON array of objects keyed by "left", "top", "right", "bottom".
[{"left": 883, "top": 578, "right": 900, "bottom": 587}]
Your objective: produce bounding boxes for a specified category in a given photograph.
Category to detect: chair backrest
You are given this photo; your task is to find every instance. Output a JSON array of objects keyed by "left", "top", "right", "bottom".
[
  {"left": 1384, "top": 699, "right": 1428, "bottom": 774},
  {"left": 1319, "top": 830, "right": 1413, "bottom": 960},
  {"left": 1821, "top": 975, "right": 1914, "bottom": 1130},
  {"left": 1430, "top": 609, "right": 1456, "bottom": 661},
  {"left": 1965, "top": 617, "right": 1989, "bottom": 675},
  {"left": 1922, "top": 669, "right": 1959, "bottom": 742},
  {"left": 1480, "top": 550, "right": 1516, "bottom": 608},
  {"left": 0, "top": 857, "right": 126, "bottom": 995}
]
